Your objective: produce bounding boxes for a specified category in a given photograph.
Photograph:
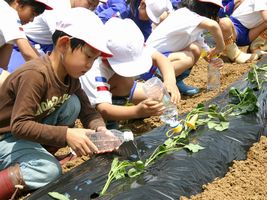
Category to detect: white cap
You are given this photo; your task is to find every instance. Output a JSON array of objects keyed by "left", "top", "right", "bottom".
[
  {"left": 105, "top": 18, "right": 153, "bottom": 77},
  {"left": 55, "top": 7, "right": 113, "bottom": 58},
  {"left": 35, "top": 0, "right": 53, "bottom": 10},
  {"left": 198, "top": 0, "right": 223, "bottom": 8},
  {"left": 145, "top": 0, "right": 169, "bottom": 23},
  {"left": 123, "top": 131, "right": 134, "bottom": 141}
]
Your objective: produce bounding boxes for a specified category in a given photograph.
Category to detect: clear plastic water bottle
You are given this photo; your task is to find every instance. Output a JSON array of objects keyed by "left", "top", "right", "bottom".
[
  {"left": 143, "top": 77, "right": 178, "bottom": 126},
  {"left": 207, "top": 57, "right": 220, "bottom": 91},
  {"left": 35, "top": 44, "right": 45, "bottom": 56},
  {"left": 86, "top": 129, "right": 134, "bottom": 152}
]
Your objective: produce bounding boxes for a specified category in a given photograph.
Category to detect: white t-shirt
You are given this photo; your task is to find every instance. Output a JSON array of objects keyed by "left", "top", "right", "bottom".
[
  {"left": 23, "top": 0, "right": 71, "bottom": 44},
  {"left": 232, "top": 0, "right": 267, "bottom": 29},
  {"left": 80, "top": 46, "right": 156, "bottom": 107},
  {"left": 146, "top": 7, "right": 210, "bottom": 53},
  {"left": 0, "top": 1, "right": 27, "bottom": 47},
  {"left": 80, "top": 58, "right": 115, "bottom": 107}
]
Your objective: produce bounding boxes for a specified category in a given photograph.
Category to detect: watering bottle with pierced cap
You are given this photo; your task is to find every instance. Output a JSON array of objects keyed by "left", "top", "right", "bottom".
[
  {"left": 143, "top": 77, "right": 179, "bottom": 129},
  {"left": 86, "top": 129, "right": 134, "bottom": 152},
  {"left": 201, "top": 50, "right": 220, "bottom": 91}
]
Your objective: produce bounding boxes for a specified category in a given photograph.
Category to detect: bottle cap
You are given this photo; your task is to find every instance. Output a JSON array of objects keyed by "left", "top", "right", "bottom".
[
  {"left": 170, "top": 121, "right": 179, "bottom": 128},
  {"left": 200, "top": 49, "right": 218, "bottom": 60},
  {"left": 123, "top": 131, "right": 134, "bottom": 141}
]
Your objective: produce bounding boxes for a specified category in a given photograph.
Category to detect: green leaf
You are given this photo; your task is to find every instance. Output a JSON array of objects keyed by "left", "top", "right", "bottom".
[
  {"left": 214, "top": 121, "right": 229, "bottom": 131},
  {"left": 246, "top": 71, "right": 254, "bottom": 80},
  {"left": 111, "top": 157, "right": 119, "bottom": 171},
  {"left": 209, "top": 104, "right": 219, "bottom": 111},
  {"left": 114, "top": 161, "right": 129, "bottom": 180},
  {"left": 180, "top": 131, "right": 188, "bottom": 139},
  {"left": 207, "top": 121, "right": 218, "bottom": 129},
  {"left": 159, "top": 145, "right": 167, "bottom": 152},
  {"left": 184, "top": 143, "right": 205, "bottom": 153},
  {"left": 128, "top": 167, "right": 145, "bottom": 177},
  {"left": 208, "top": 112, "right": 218, "bottom": 119},
  {"left": 164, "top": 138, "right": 174, "bottom": 146},
  {"left": 48, "top": 192, "right": 70, "bottom": 200}
]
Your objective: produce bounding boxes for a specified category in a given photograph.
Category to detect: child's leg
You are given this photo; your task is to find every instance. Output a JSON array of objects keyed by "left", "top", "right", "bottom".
[
  {"left": 106, "top": 75, "right": 135, "bottom": 129},
  {"left": 0, "top": 132, "right": 62, "bottom": 197},
  {"left": 38, "top": 94, "right": 81, "bottom": 127},
  {"left": 168, "top": 42, "right": 201, "bottom": 76},
  {"left": 0, "top": 94, "right": 81, "bottom": 198},
  {"left": 219, "top": 17, "right": 258, "bottom": 63},
  {"left": 249, "top": 25, "right": 267, "bottom": 57},
  {"left": 168, "top": 42, "right": 202, "bottom": 95},
  {"left": 128, "top": 81, "right": 147, "bottom": 105}
]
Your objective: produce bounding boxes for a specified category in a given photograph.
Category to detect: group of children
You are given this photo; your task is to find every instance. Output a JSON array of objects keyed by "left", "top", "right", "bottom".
[{"left": 0, "top": 0, "right": 266, "bottom": 199}]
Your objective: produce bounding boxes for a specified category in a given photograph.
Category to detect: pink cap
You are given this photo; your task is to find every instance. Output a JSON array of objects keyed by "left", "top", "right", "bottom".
[
  {"left": 55, "top": 8, "right": 113, "bottom": 57},
  {"left": 35, "top": 0, "right": 53, "bottom": 10}
]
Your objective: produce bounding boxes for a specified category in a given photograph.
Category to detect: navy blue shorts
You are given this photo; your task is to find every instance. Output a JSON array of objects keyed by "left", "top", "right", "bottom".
[
  {"left": 230, "top": 16, "right": 250, "bottom": 46},
  {"left": 140, "top": 52, "right": 172, "bottom": 81}
]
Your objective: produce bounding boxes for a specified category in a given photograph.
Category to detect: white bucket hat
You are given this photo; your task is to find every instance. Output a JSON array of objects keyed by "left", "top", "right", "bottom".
[
  {"left": 105, "top": 18, "right": 153, "bottom": 77},
  {"left": 198, "top": 0, "right": 223, "bottom": 8},
  {"left": 145, "top": 0, "right": 169, "bottom": 23},
  {"left": 55, "top": 8, "right": 113, "bottom": 57},
  {"left": 35, "top": 0, "right": 53, "bottom": 10}
]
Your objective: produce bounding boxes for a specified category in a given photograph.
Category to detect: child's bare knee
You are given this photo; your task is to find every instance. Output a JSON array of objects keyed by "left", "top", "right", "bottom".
[{"left": 219, "top": 18, "right": 232, "bottom": 31}]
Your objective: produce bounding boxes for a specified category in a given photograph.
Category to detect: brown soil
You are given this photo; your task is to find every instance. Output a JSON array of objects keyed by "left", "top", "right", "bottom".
[
  {"left": 19, "top": 46, "right": 267, "bottom": 199},
  {"left": 180, "top": 135, "right": 267, "bottom": 200}
]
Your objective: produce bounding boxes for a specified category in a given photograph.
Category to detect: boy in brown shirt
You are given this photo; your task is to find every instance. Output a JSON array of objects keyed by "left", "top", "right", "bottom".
[{"left": 0, "top": 7, "right": 113, "bottom": 199}]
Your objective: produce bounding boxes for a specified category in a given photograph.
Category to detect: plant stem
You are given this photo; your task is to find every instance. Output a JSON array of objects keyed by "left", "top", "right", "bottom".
[
  {"left": 253, "top": 66, "right": 261, "bottom": 89},
  {"left": 100, "top": 162, "right": 129, "bottom": 195}
]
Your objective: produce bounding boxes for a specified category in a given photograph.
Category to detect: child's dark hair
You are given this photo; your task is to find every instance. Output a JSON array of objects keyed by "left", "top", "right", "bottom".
[
  {"left": 178, "top": 0, "right": 220, "bottom": 21},
  {"left": 52, "top": 30, "right": 86, "bottom": 51},
  {"left": 126, "top": 0, "right": 138, "bottom": 20},
  {"left": 5, "top": 0, "right": 46, "bottom": 15}
]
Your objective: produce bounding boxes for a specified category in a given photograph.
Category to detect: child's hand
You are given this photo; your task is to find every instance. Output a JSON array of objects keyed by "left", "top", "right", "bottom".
[
  {"left": 96, "top": 126, "right": 107, "bottom": 132},
  {"left": 208, "top": 47, "right": 224, "bottom": 59},
  {"left": 163, "top": 81, "right": 181, "bottom": 104},
  {"left": 210, "top": 58, "right": 224, "bottom": 70},
  {"left": 66, "top": 128, "right": 98, "bottom": 157},
  {"left": 136, "top": 98, "right": 165, "bottom": 118}
]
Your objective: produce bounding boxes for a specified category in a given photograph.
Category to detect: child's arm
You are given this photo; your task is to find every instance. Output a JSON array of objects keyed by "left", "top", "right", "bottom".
[
  {"left": 15, "top": 38, "right": 40, "bottom": 61},
  {"left": 0, "top": 44, "right": 14, "bottom": 69},
  {"left": 198, "top": 19, "right": 225, "bottom": 58},
  {"left": 96, "top": 100, "right": 164, "bottom": 121},
  {"left": 151, "top": 51, "right": 181, "bottom": 104}
]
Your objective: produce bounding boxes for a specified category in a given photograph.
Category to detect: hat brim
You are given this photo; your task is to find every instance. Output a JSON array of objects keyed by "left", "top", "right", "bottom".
[
  {"left": 146, "top": 7, "right": 160, "bottom": 24},
  {"left": 100, "top": 0, "right": 108, "bottom": 5},
  {"left": 198, "top": 0, "right": 223, "bottom": 8},
  {"left": 107, "top": 46, "right": 153, "bottom": 77},
  {"left": 84, "top": 41, "right": 113, "bottom": 58},
  {"left": 35, "top": 0, "right": 53, "bottom": 10}
]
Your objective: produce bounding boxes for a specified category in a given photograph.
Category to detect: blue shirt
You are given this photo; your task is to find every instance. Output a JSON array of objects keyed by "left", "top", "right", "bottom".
[
  {"left": 218, "top": 0, "right": 236, "bottom": 18},
  {"left": 95, "top": 0, "right": 152, "bottom": 41}
]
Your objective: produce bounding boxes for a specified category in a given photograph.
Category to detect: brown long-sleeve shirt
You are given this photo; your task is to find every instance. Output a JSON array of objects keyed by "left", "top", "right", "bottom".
[{"left": 0, "top": 54, "right": 105, "bottom": 147}]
